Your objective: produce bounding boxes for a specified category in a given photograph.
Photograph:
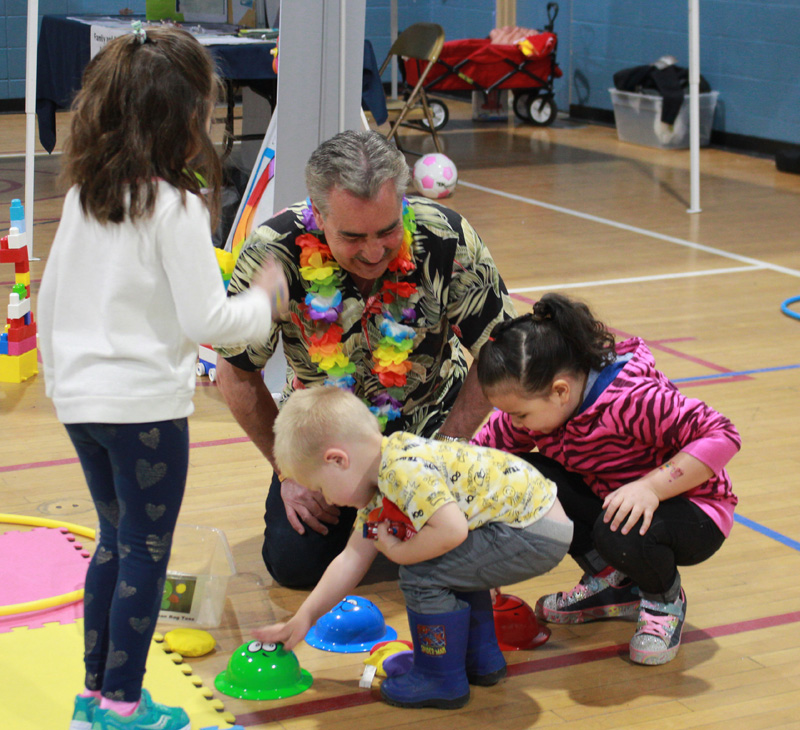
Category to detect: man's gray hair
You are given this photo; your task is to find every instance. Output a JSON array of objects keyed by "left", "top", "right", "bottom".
[{"left": 305, "top": 130, "right": 410, "bottom": 216}]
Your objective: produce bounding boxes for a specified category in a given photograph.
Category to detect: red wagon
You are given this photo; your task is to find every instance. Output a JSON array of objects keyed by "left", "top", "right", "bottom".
[{"left": 402, "top": 2, "right": 562, "bottom": 127}]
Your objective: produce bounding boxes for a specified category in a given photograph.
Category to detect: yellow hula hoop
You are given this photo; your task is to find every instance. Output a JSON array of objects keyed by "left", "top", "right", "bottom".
[{"left": 0, "top": 513, "right": 96, "bottom": 617}]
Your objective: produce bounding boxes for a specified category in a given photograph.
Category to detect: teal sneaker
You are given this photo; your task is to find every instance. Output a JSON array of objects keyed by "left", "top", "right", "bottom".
[
  {"left": 70, "top": 695, "right": 98, "bottom": 730},
  {"left": 91, "top": 689, "right": 190, "bottom": 730}
]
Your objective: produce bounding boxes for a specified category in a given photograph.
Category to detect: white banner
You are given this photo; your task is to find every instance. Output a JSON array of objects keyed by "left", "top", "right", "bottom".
[{"left": 89, "top": 24, "right": 130, "bottom": 57}]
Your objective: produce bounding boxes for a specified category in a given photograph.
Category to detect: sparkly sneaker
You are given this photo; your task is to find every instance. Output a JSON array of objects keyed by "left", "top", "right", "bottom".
[
  {"left": 535, "top": 569, "right": 641, "bottom": 624},
  {"left": 91, "top": 689, "right": 190, "bottom": 730},
  {"left": 70, "top": 695, "right": 98, "bottom": 730},
  {"left": 629, "top": 588, "right": 687, "bottom": 665}
]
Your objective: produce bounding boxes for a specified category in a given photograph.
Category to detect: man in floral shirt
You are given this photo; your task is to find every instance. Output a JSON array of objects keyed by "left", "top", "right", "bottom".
[{"left": 215, "top": 130, "right": 516, "bottom": 587}]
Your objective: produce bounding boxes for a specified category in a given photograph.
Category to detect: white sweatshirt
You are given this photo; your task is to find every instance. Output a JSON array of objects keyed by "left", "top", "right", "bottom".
[{"left": 38, "top": 183, "right": 273, "bottom": 424}]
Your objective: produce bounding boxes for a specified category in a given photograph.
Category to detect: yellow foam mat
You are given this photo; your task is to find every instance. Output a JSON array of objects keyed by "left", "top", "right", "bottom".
[{"left": 0, "top": 619, "right": 236, "bottom": 730}]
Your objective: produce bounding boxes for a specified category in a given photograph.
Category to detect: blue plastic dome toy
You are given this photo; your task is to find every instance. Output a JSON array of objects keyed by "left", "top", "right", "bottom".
[{"left": 305, "top": 595, "right": 397, "bottom": 653}]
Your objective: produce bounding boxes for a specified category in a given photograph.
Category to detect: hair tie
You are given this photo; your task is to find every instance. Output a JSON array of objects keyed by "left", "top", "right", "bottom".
[
  {"left": 131, "top": 20, "right": 147, "bottom": 45},
  {"left": 532, "top": 300, "right": 553, "bottom": 321}
]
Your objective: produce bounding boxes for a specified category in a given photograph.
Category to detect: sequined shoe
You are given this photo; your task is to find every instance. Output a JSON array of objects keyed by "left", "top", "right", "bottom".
[
  {"left": 535, "top": 569, "right": 640, "bottom": 624},
  {"left": 91, "top": 689, "right": 190, "bottom": 730},
  {"left": 629, "top": 588, "right": 687, "bottom": 665},
  {"left": 70, "top": 695, "right": 98, "bottom": 730}
]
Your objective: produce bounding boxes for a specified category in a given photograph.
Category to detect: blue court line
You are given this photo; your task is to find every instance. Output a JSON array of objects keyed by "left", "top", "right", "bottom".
[
  {"left": 734, "top": 514, "right": 800, "bottom": 552},
  {"left": 673, "top": 363, "right": 800, "bottom": 383}
]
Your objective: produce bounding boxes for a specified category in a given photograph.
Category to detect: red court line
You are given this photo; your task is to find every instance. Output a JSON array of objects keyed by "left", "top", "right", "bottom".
[
  {"left": 0, "top": 436, "right": 250, "bottom": 473},
  {"left": 233, "top": 610, "right": 800, "bottom": 727},
  {"left": 234, "top": 690, "right": 378, "bottom": 726}
]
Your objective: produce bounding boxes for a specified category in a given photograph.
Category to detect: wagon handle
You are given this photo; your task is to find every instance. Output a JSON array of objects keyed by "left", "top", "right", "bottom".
[{"left": 545, "top": 2, "right": 559, "bottom": 32}]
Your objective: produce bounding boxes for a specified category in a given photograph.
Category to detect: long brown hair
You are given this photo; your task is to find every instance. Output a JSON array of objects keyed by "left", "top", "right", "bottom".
[{"left": 60, "top": 26, "right": 223, "bottom": 226}]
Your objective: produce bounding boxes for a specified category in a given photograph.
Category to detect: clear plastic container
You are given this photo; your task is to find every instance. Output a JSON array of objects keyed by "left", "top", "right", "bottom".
[
  {"left": 609, "top": 88, "right": 718, "bottom": 149},
  {"left": 159, "top": 525, "right": 236, "bottom": 628}
]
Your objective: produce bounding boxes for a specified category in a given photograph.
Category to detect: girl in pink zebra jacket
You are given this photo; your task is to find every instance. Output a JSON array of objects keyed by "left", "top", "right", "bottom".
[{"left": 473, "top": 292, "right": 740, "bottom": 665}]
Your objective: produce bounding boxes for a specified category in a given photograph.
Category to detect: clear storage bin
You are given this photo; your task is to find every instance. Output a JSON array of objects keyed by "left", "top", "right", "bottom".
[
  {"left": 609, "top": 88, "right": 718, "bottom": 149},
  {"left": 159, "top": 525, "right": 236, "bottom": 628}
]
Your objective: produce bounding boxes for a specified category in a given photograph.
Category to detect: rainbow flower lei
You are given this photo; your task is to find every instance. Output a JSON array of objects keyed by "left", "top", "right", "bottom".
[{"left": 298, "top": 199, "right": 418, "bottom": 431}]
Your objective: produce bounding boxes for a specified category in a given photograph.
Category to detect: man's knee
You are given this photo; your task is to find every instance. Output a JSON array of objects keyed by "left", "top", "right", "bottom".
[{"left": 262, "top": 536, "right": 330, "bottom": 588}]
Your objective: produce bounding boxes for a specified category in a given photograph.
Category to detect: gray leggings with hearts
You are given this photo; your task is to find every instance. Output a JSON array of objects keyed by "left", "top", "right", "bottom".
[{"left": 65, "top": 419, "right": 189, "bottom": 702}]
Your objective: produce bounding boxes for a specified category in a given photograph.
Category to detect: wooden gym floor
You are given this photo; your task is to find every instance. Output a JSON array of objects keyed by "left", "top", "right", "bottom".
[{"left": 2, "top": 98, "right": 800, "bottom": 729}]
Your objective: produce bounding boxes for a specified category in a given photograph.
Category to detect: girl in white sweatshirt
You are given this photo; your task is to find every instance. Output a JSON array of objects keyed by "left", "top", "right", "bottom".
[{"left": 38, "top": 25, "right": 286, "bottom": 730}]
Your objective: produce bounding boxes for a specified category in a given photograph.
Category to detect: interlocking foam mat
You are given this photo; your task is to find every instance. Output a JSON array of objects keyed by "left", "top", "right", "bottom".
[
  {"left": 0, "top": 526, "right": 237, "bottom": 729},
  {"left": 0, "top": 619, "right": 238, "bottom": 730},
  {"left": 0, "top": 526, "right": 89, "bottom": 633}
]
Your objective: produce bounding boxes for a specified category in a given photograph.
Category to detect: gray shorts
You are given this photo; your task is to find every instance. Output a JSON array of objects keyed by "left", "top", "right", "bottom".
[{"left": 399, "top": 516, "right": 573, "bottom": 614}]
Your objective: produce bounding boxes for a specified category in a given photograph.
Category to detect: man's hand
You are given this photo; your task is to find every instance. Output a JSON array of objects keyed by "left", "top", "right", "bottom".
[{"left": 281, "top": 477, "right": 341, "bottom": 535}]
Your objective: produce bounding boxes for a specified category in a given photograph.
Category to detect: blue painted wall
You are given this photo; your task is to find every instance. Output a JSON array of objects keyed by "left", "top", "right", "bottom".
[
  {"left": 5, "top": 1, "right": 799, "bottom": 143},
  {"left": 2, "top": 1, "right": 145, "bottom": 99},
  {"left": 560, "top": 0, "right": 800, "bottom": 144}
]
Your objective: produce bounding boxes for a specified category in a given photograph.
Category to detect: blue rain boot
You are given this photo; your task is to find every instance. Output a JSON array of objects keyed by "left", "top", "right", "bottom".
[
  {"left": 456, "top": 590, "right": 507, "bottom": 686},
  {"left": 380, "top": 605, "right": 471, "bottom": 709}
]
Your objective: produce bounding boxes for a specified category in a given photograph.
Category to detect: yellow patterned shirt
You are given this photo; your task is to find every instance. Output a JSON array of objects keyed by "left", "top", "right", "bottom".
[{"left": 355, "top": 432, "right": 557, "bottom": 534}]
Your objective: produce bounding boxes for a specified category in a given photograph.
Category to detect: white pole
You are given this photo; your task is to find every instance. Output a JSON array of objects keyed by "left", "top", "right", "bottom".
[
  {"left": 339, "top": 0, "right": 347, "bottom": 132},
  {"left": 25, "top": 0, "right": 39, "bottom": 258},
  {"left": 687, "top": 0, "right": 701, "bottom": 214},
  {"left": 390, "top": 0, "right": 398, "bottom": 99}
]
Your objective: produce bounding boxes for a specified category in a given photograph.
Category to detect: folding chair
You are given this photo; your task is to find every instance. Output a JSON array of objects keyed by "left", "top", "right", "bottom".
[{"left": 378, "top": 23, "right": 446, "bottom": 153}]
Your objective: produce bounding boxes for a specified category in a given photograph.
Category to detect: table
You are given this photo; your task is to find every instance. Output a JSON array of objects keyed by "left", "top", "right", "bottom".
[{"left": 36, "top": 15, "right": 388, "bottom": 153}]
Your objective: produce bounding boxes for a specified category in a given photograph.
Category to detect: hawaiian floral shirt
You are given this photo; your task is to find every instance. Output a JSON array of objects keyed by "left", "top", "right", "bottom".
[{"left": 216, "top": 195, "right": 516, "bottom": 437}]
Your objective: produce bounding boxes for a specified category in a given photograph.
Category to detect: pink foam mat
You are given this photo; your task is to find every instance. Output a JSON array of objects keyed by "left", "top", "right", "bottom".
[{"left": 0, "top": 526, "right": 90, "bottom": 632}]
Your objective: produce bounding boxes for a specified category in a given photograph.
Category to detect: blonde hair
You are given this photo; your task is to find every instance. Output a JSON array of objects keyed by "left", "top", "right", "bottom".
[{"left": 273, "top": 387, "right": 381, "bottom": 481}]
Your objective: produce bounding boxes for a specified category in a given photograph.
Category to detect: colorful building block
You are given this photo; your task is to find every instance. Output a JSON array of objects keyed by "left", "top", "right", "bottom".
[
  {"left": 0, "top": 348, "right": 37, "bottom": 382},
  {"left": 0, "top": 225, "right": 37, "bottom": 383},
  {"left": 8, "top": 334, "right": 36, "bottom": 356}
]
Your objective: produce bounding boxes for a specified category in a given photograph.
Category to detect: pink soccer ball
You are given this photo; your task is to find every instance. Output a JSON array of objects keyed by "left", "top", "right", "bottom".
[{"left": 412, "top": 153, "right": 458, "bottom": 199}]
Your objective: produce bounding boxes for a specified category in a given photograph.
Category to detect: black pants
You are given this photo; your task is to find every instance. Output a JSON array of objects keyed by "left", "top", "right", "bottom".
[
  {"left": 261, "top": 471, "right": 357, "bottom": 587},
  {"left": 520, "top": 453, "right": 726, "bottom": 601}
]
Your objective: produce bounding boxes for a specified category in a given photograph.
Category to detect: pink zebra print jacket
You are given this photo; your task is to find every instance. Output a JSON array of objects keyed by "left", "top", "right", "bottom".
[{"left": 472, "top": 338, "right": 741, "bottom": 537}]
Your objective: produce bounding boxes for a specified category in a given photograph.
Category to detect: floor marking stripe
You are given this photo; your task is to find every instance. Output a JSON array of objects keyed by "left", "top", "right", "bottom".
[
  {"left": 459, "top": 179, "right": 800, "bottom": 278},
  {"left": 673, "top": 363, "right": 800, "bottom": 383},
  {"left": 233, "top": 610, "right": 800, "bottom": 726},
  {"left": 734, "top": 514, "right": 800, "bottom": 551},
  {"left": 507, "top": 265, "right": 765, "bottom": 294},
  {"left": 0, "top": 436, "right": 250, "bottom": 473}
]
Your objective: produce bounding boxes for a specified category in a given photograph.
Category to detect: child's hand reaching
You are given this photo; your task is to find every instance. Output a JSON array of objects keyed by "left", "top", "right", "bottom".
[
  {"left": 602, "top": 480, "right": 660, "bottom": 535},
  {"left": 252, "top": 615, "right": 311, "bottom": 652},
  {"left": 252, "top": 257, "right": 289, "bottom": 321}
]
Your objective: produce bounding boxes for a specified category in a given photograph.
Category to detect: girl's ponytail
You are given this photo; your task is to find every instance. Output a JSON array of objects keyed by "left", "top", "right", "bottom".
[{"left": 477, "top": 293, "right": 616, "bottom": 395}]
